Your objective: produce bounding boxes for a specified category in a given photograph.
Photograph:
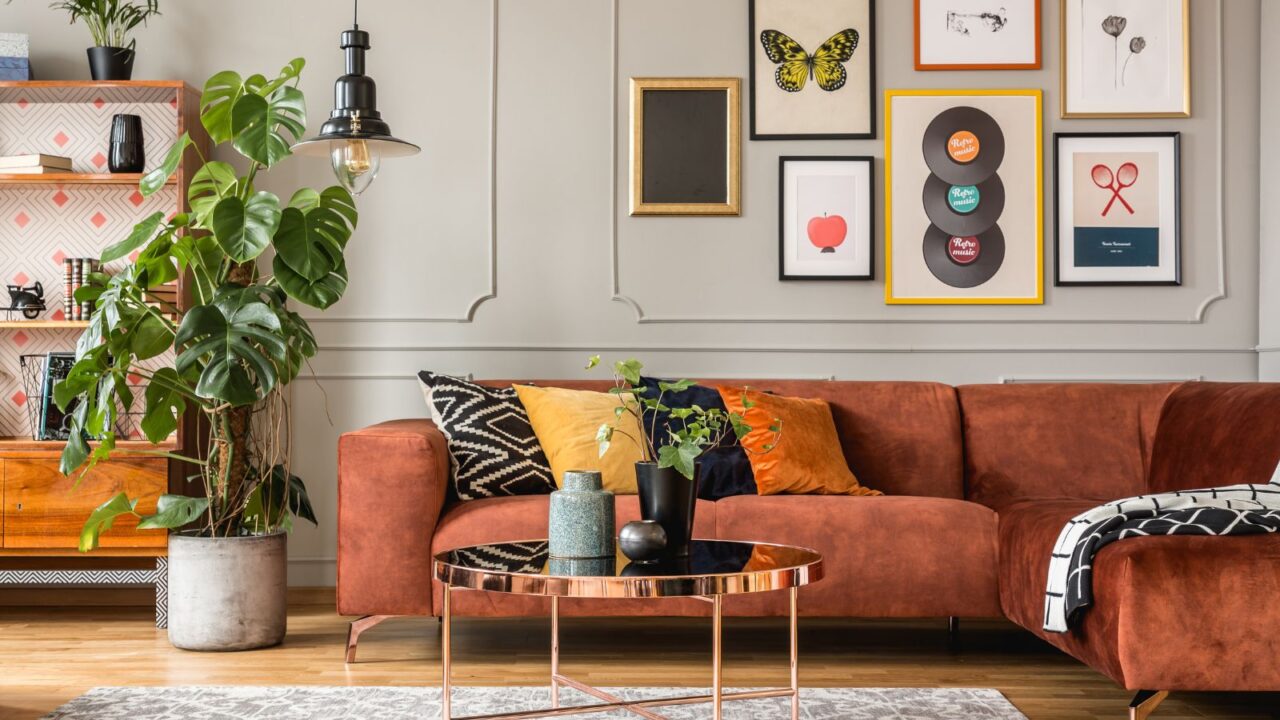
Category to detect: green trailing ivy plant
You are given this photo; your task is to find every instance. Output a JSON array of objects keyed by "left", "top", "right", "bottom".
[
  {"left": 59, "top": 58, "right": 347, "bottom": 551},
  {"left": 587, "top": 356, "right": 782, "bottom": 481}
]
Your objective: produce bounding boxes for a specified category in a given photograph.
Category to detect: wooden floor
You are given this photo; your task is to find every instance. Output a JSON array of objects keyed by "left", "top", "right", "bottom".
[{"left": 0, "top": 590, "right": 1276, "bottom": 720}]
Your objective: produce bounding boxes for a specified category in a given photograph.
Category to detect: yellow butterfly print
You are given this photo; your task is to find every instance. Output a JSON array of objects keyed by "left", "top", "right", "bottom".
[{"left": 760, "top": 28, "right": 860, "bottom": 93}]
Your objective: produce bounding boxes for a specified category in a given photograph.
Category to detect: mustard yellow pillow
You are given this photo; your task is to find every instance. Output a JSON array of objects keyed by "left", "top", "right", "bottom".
[{"left": 512, "top": 385, "right": 644, "bottom": 494}]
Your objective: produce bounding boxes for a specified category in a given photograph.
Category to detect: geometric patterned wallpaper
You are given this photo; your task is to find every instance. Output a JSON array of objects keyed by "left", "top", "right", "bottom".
[{"left": 0, "top": 87, "right": 180, "bottom": 437}]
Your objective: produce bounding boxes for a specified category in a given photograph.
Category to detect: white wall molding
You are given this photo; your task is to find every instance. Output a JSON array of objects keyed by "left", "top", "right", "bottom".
[
  {"left": 309, "top": 344, "right": 1258, "bottom": 357},
  {"left": 609, "top": 0, "right": 1229, "bottom": 326},
  {"left": 303, "top": 0, "right": 498, "bottom": 324}
]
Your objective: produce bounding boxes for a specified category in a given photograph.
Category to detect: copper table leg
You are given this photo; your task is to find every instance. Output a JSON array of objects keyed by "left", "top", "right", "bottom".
[{"left": 550, "top": 596, "right": 560, "bottom": 709}]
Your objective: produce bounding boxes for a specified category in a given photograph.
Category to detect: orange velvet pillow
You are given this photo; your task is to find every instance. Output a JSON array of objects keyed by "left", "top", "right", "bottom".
[{"left": 718, "top": 387, "right": 882, "bottom": 497}]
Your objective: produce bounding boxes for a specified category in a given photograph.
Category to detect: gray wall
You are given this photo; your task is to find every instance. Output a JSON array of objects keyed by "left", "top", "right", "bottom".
[{"left": 4, "top": 0, "right": 1263, "bottom": 584}]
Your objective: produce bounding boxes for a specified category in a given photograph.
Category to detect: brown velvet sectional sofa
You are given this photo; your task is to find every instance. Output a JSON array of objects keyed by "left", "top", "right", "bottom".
[{"left": 338, "top": 379, "right": 1280, "bottom": 712}]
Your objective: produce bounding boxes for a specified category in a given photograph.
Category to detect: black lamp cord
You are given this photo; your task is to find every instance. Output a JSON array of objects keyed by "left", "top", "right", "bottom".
[{"left": 353, "top": 0, "right": 359, "bottom": 29}]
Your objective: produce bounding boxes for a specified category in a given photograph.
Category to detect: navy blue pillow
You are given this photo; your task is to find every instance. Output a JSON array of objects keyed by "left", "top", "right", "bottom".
[{"left": 636, "top": 376, "right": 757, "bottom": 501}]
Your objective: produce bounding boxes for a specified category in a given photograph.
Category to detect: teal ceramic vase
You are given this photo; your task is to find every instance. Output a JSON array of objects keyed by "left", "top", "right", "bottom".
[{"left": 548, "top": 470, "right": 615, "bottom": 559}]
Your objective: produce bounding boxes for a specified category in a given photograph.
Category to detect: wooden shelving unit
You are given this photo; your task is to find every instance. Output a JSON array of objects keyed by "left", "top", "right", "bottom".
[
  {"left": 0, "top": 80, "right": 207, "bottom": 557},
  {"left": 0, "top": 172, "right": 176, "bottom": 186}
]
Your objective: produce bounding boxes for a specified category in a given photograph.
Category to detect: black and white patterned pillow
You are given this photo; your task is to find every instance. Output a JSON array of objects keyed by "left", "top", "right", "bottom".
[{"left": 418, "top": 372, "right": 557, "bottom": 500}]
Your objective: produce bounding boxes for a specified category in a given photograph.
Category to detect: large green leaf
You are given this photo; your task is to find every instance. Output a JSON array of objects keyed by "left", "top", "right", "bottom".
[
  {"left": 140, "top": 368, "right": 187, "bottom": 443},
  {"left": 243, "top": 464, "right": 316, "bottom": 534},
  {"left": 139, "top": 132, "right": 191, "bottom": 197},
  {"left": 175, "top": 288, "right": 287, "bottom": 406},
  {"left": 211, "top": 191, "right": 281, "bottom": 262},
  {"left": 101, "top": 212, "right": 164, "bottom": 263},
  {"left": 200, "top": 70, "right": 246, "bottom": 144},
  {"left": 272, "top": 255, "right": 348, "bottom": 310},
  {"left": 187, "top": 161, "right": 240, "bottom": 226},
  {"left": 136, "top": 494, "right": 209, "bottom": 531},
  {"left": 230, "top": 85, "right": 306, "bottom": 168},
  {"left": 257, "top": 57, "right": 306, "bottom": 97},
  {"left": 79, "top": 492, "right": 138, "bottom": 552},
  {"left": 130, "top": 313, "right": 173, "bottom": 360},
  {"left": 272, "top": 206, "right": 350, "bottom": 281}
]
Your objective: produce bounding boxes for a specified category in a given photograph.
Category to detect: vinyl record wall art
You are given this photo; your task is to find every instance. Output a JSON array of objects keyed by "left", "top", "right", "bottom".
[{"left": 885, "top": 89, "right": 1043, "bottom": 304}]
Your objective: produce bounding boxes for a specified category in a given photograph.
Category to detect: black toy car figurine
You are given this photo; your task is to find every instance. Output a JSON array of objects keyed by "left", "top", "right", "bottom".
[{"left": 6, "top": 281, "right": 46, "bottom": 320}]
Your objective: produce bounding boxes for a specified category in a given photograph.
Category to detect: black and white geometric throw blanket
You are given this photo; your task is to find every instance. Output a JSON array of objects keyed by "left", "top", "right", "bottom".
[{"left": 1043, "top": 465, "right": 1280, "bottom": 633}]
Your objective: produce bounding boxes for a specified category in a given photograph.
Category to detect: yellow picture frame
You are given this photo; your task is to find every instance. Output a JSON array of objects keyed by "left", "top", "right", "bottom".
[
  {"left": 630, "top": 77, "right": 742, "bottom": 216},
  {"left": 884, "top": 88, "right": 1044, "bottom": 305}
]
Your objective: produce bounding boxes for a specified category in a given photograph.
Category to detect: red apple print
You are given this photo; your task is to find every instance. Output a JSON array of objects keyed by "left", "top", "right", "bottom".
[{"left": 807, "top": 213, "right": 848, "bottom": 254}]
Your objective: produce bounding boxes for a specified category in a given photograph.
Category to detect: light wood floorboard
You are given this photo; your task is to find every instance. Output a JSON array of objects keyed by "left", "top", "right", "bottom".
[{"left": 0, "top": 589, "right": 1275, "bottom": 720}]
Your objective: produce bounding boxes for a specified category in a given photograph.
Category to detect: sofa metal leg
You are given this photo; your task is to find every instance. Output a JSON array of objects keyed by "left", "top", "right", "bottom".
[
  {"left": 1129, "top": 690, "right": 1169, "bottom": 720},
  {"left": 345, "top": 614, "right": 400, "bottom": 663},
  {"left": 947, "top": 616, "right": 960, "bottom": 650}
]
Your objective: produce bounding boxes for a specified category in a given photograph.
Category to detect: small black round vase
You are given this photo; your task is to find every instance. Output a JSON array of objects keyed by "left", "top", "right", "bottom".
[
  {"left": 109, "top": 114, "right": 145, "bottom": 173},
  {"left": 619, "top": 520, "right": 667, "bottom": 564}
]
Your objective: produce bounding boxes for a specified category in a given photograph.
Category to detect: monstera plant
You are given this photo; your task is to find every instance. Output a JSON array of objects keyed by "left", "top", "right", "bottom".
[{"left": 55, "top": 59, "right": 354, "bottom": 650}]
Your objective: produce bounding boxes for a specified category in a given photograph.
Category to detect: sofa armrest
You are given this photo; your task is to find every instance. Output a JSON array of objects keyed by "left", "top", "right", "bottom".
[{"left": 338, "top": 419, "right": 450, "bottom": 616}]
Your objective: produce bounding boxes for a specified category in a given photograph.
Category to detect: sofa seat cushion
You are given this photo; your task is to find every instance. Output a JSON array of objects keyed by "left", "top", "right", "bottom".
[
  {"left": 430, "top": 495, "right": 716, "bottom": 617},
  {"left": 715, "top": 495, "right": 1001, "bottom": 618},
  {"left": 999, "top": 498, "right": 1280, "bottom": 690}
]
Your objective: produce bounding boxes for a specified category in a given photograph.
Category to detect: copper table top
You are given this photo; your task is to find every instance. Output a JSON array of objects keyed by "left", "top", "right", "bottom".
[{"left": 433, "top": 539, "right": 824, "bottom": 599}]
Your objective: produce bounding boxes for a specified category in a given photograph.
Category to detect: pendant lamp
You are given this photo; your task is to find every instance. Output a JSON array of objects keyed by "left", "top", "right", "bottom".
[{"left": 291, "top": 0, "right": 419, "bottom": 195}]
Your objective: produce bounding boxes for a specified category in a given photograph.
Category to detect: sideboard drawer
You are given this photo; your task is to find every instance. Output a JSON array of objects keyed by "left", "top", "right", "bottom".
[{"left": 2, "top": 458, "right": 167, "bottom": 549}]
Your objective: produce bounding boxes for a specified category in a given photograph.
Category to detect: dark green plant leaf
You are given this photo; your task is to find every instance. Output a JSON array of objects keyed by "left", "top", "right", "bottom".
[
  {"left": 287, "top": 187, "right": 320, "bottom": 211},
  {"left": 79, "top": 492, "right": 138, "bottom": 552},
  {"left": 230, "top": 86, "right": 306, "bottom": 168},
  {"left": 60, "top": 431, "right": 90, "bottom": 477},
  {"left": 130, "top": 314, "right": 172, "bottom": 360},
  {"left": 139, "top": 132, "right": 191, "bottom": 197},
  {"left": 211, "top": 191, "right": 281, "bottom": 262},
  {"left": 101, "top": 211, "right": 164, "bottom": 263},
  {"left": 272, "top": 206, "right": 350, "bottom": 281},
  {"left": 272, "top": 255, "right": 348, "bottom": 309},
  {"left": 188, "top": 161, "right": 240, "bottom": 225},
  {"left": 257, "top": 58, "right": 306, "bottom": 97},
  {"left": 134, "top": 230, "right": 179, "bottom": 288},
  {"left": 319, "top": 186, "right": 357, "bottom": 231},
  {"left": 140, "top": 368, "right": 187, "bottom": 442},
  {"left": 200, "top": 70, "right": 246, "bottom": 144},
  {"left": 136, "top": 494, "right": 209, "bottom": 530},
  {"left": 175, "top": 289, "right": 287, "bottom": 406}
]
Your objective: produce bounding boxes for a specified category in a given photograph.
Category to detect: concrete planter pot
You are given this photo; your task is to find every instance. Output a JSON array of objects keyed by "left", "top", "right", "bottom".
[{"left": 168, "top": 532, "right": 287, "bottom": 651}]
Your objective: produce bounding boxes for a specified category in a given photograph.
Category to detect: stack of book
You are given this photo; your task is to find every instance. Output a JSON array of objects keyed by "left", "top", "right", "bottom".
[
  {"left": 63, "top": 258, "right": 100, "bottom": 321},
  {"left": 0, "top": 154, "right": 73, "bottom": 175},
  {"left": 0, "top": 33, "right": 31, "bottom": 81}
]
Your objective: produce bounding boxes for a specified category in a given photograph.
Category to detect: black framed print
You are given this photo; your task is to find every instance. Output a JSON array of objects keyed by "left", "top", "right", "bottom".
[
  {"left": 779, "top": 156, "right": 874, "bottom": 281},
  {"left": 630, "top": 77, "right": 741, "bottom": 216},
  {"left": 1054, "top": 132, "right": 1180, "bottom": 286},
  {"left": 750, "top": 0, "right": 876, "bottom": 140}
]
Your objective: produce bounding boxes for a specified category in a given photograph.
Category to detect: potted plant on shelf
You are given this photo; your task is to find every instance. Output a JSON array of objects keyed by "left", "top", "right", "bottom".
[
  {"left": 589, "top": 357, "right": 781, "bottom": 557},
  {"left": 50, "top": 0, "right": 161, "bottom": 80},
  {"left": 55, "top": 58, "right": 356, "bottom": 651}
]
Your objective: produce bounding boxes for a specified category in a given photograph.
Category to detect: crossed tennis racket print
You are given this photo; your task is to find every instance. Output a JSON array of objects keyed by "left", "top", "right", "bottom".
[{"left": 1091, "top": 162, "right": 1139, "bottom": 217}]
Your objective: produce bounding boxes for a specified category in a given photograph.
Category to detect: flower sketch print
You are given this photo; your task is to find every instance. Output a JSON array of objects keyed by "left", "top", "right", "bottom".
[
  {"left": 1101, "top": 15, "right": 1147, "bottom": 88},
  {"left": 946, "top": 7, "right": 1008, "bottom": 35}
]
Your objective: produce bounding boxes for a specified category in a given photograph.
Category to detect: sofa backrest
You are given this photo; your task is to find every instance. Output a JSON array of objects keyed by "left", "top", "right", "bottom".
[
  {"left": 1147, "top": 382, "right": 1280, "bottom": 493},
  {"left": 481, "top": 379, "right": 965, "bottom": 499},
  {"left": 956, "top": 383, "right": 1178, "bottom": 509}
]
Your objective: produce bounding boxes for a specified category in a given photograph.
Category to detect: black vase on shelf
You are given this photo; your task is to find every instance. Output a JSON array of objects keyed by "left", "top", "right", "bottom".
[
  {"left": 635, "top": 462, "right": 700, "bottom": 558},
  {"left": 87, "top": 46, "right": 135, "bottom": 81},
  {"left": 108, "top": 114, "right": 145, "bottom": 174}
]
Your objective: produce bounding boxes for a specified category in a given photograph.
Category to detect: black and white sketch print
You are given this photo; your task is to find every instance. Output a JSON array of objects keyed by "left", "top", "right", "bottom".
[
  {"left": 915, "top": 0, "right": 1040, "bottom": 69},
  {"left": 1043, "top": 472, "right": 1280, "bottom": 632},
  {"left": 418, "top": 372, "right": 557, "bottom": 501},
  {"left": 1062, "top": 0, "right": 1189, "bottom": 117}
]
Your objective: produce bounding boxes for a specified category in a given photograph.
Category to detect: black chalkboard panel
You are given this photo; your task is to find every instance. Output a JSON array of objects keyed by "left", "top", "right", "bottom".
[{"left": 641, "top": 90, "right": 729, "bottom": 205}]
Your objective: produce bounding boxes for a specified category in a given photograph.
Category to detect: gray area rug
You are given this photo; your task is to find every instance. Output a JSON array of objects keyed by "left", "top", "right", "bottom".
[{"left": 45, "top": 685, "right": 1028, "bottom": 719}]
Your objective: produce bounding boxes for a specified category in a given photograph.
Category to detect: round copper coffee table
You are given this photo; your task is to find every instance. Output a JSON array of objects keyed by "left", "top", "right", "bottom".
[{"left": 433, "top": 539, "right": 823, "bottom": 720}]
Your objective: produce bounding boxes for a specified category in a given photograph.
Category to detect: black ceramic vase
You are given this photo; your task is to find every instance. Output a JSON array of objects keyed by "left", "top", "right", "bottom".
[
  {"left": 618, "top": 520, "right": 667, "bottom": 564},
  {"left": 109, "top": 114, "right": 145, "bottom": 173},
  {"left": 635, "top": 462, "right": 699, "bottom": 558},
  {"left": 87, "top": 46, "right": 135, "bottom": 81}
]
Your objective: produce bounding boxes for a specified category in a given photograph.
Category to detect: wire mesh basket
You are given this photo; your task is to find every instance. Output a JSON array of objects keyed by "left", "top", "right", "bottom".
[{"left": 18, "top": 353, "right": 146, "bottom": 442}]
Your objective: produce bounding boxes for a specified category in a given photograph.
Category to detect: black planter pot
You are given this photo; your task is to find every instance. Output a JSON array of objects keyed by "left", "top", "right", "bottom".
[
  {"left": 635, "top": 462, "right": 699, "bottom": 558},
  {"left": 87, "top": 46, "right": 135, "bottom": 81}
]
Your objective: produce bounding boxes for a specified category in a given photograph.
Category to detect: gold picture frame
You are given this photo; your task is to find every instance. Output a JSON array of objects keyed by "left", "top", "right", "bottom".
[
  {"left": 630, "top": 77, "right": 741, "bottom": 216},
  {"left": 1060, "top": 0, "right": 1190, "bottom": 119}
]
